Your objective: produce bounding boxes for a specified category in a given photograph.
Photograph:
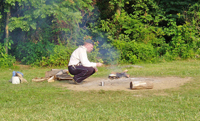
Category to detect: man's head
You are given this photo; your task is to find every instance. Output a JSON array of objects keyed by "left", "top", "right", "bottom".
[{"left": 84, "top": 39, "right": 94, "bottom": 52}]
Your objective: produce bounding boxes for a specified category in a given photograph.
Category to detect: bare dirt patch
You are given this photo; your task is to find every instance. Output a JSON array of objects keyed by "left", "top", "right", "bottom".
[{"left": 57, "top": 76, "right": 192, "bottom": 91}]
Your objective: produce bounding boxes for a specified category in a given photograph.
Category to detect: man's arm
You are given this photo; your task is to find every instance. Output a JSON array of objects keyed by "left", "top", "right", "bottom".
[{"left": 79, "top": 48, "right": 97, "bottom": 67}]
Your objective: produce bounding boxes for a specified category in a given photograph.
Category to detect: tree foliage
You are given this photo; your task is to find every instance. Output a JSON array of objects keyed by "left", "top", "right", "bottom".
[
  {"left": 0, "top": 0, "right": 199, "bottom": 67},
  {"left": 99, "top": 0, "right": 200, "bottom": 63}
]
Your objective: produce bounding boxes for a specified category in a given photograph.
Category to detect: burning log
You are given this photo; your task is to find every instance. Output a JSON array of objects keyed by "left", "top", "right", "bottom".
[{"left": 108, "top": 69, "right": 130, "bottom": 79}]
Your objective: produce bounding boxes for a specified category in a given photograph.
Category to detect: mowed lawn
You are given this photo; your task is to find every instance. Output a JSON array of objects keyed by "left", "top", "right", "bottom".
[{"left": 0, "top": 60, "right": 200, "bottom": 120}]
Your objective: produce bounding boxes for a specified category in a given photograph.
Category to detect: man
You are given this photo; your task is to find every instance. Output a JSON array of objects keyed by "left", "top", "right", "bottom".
[{"left": 68, "top": 39, "right": 103, "bottom": 84}]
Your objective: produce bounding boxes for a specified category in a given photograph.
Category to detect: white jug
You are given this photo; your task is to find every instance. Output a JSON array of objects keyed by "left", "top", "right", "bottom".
[{"left": 12, "top": 76, "right": 20, "bottom": 84}]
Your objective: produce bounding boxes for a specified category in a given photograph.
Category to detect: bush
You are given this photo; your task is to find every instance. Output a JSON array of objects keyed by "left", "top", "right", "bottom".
[
  {"left": 164, "top": 20, "right": 200, "bottom": 60},
  {"left": 128, "top": 42, "right": 157, "bottom": 63},
  {"left": 15, "top": 41, "right": 54, "bottom": 65},
  {"left": 39, "top": 43, "right": 76, "bottom": 67},
  {"left": 0, "top": 44, "right": 16, "bottom": 67},
  {"left": 116, "top": 41, "right": 158, "bottom": 64}
]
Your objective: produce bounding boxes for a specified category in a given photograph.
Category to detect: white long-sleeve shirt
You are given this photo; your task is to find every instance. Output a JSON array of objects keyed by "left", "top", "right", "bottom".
[{"left": 68, "top": 46, "right": 97, "bottom": 67}]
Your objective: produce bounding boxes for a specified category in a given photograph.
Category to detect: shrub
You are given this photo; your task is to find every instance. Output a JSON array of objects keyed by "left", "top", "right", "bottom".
[
  {"left": 0, "top": 44, "right": 16, "bottom": 67},
  {"left": 15, "top": 41, "right": 54, "bottom": 65},
  {"left": 39, "top": 43, "right": 76, "bottom": 67},
  {"left": 116, "top": 40, "right": 157, "bottom": 64}
]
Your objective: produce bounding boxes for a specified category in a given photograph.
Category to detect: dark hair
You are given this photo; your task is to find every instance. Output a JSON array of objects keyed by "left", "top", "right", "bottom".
[{"left": 85, "top": 39, "right": 94, "bottom": 45}]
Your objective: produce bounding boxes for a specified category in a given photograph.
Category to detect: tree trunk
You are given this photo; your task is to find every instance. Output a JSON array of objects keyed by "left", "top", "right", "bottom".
[
  {"left": 116, "top": 1, "right": 121, "bottom": 19},
  {"left": 116, "top": 6, "right": 121, "bottom": 16},
  {"left": 5, "top": 6, "right": 10, "bottom": 54}
]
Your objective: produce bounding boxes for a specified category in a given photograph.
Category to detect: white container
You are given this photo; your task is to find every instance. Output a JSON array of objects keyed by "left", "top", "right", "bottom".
[
  {"left": 12, "top": 76, "right": 20, "bottom": 84},
  {"left": 100, "top": 81, "right": 104, "bottom": 86}
]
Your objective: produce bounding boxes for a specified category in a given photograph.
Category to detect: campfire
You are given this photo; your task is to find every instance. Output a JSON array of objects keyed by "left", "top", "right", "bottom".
[{"left": 108, "top": 69, "right": 130, "bottom": 79}]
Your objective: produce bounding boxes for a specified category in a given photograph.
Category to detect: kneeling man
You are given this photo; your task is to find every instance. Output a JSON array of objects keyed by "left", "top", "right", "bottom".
[{"left": 68, "top": 39, "right": 103, "bottom": 84}]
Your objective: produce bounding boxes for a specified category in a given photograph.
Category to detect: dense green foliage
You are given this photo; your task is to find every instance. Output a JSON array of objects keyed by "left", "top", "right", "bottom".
[
  {"left": 0, "top": 0, "right": 200, "bottom": 67},
  {"left": 99, "top": 0, "right": 200, "bottom": 63},
  {"left": 15, "top": 41, "right": 55, "bottom": 65},
  {"left": 0, "top": 43, "right": 16, "bottom": 67},
  {"left": 40, "top": 41, "right": 77, "bottom": 67}
]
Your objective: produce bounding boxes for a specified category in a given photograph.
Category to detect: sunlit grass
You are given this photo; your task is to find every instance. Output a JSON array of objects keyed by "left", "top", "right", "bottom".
[{"left": 0, "top": 60, "right": 200, "bottom": 120}]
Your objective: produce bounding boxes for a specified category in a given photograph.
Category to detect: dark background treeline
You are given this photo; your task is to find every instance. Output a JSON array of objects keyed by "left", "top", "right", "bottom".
[{"left": 0, "top": 0, "right": 199, "bottom": 67}]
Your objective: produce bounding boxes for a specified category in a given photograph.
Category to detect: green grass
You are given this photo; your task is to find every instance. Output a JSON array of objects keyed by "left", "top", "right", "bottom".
[{"left": 0, "top": 60, "right": 200, "bottom": 120}]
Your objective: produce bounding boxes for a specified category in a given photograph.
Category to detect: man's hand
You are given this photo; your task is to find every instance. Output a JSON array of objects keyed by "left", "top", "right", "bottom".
[
  {"left": 95, "top": 63, "right": 103, "bottom": 72},
  {"left": 94, "top": 67, "right": 98, "bottom": 72},
  {"left": 96, "top": 62, "right": 103, "bottom": 67}
]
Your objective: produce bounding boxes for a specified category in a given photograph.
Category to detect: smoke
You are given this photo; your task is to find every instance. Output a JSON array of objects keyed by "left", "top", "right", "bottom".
[
  {"left": 7, "top": 0, "right": 121, "bottom": 65},
  {"left": 96, "top": 36, "right": 120, "bottom": 65},
  {"left": 73, "top": 5, "right": 121, "bottom": 65}
]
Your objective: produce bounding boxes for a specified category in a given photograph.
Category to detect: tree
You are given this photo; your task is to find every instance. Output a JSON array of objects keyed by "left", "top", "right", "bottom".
[
  {"left": 8, "top": 0, "right": 94, "bottom": 43},
  {"left": 6, "top": 0, "right": 96, "bottom": 65}
]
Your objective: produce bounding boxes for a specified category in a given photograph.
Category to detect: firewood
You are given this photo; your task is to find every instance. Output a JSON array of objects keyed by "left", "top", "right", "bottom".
[
  {"left": 45, "top": 69, "right": 69, "bottom": 78},
  {"left": 56, "top": 73, "right": 73, "bottom": 80},
  {"left": 32, "top": 77, "right": 48, "bottom": 82},
  {"left": 130, "top": 81, "right": 153, "bottom": 90},
  {"left": 48, "top": 76, "right": 55, "bottom": 83},
  {"left": 16, "top": 73, "right": 28, "bottom": 83}
]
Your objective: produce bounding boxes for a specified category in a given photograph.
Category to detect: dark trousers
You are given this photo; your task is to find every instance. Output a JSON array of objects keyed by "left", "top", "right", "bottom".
[{"left": 68, "top": 65, "right": 95, "bottom": 83}]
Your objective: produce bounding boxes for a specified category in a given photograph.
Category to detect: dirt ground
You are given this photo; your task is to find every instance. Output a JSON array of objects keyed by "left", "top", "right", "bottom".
[{"left": 57, "top": 76, "right": 192, "bottom": 91}]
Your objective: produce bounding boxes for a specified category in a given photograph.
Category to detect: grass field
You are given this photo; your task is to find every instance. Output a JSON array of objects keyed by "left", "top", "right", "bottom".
[{"left": 0, "top": 60, "right": 200, "bottom": 120}]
